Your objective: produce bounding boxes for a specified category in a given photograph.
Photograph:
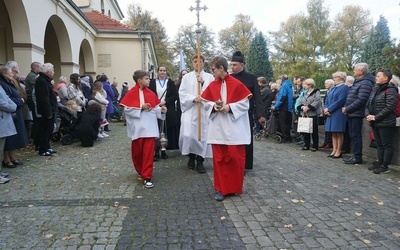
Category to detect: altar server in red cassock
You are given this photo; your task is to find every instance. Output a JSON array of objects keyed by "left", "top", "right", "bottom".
[
  {"left": 120, "top": 70, "right": 167, "bottom": 188},
  {"left": 201, "top": 56, "right": 252, "bottom": 201}
]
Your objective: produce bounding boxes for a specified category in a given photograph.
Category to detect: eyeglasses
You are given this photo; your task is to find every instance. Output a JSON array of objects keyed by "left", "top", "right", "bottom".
[{"left": 211, "top": 67, "right": 217, "bottom": 72}]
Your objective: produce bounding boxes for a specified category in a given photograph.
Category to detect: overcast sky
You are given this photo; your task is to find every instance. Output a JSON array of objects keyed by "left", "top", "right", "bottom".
[{"left": 117, "top": 0, "right": 400, "bottom": 40}]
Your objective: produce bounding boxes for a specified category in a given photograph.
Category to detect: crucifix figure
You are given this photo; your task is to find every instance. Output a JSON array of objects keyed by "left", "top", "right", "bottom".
[{"left": 189, "top": 0, "right": 207, "bottom": 141}]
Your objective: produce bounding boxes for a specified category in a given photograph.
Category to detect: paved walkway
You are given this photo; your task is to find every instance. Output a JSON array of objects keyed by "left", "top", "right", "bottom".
[{"left": 0, "top": 122, "right": 399, "bottom": 249}]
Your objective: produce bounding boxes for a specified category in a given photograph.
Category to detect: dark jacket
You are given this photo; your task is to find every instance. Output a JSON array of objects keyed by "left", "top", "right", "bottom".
[
  {"left": 35, "top": 72, "right": 57, "bottom": 118},
  {"left": 366, "top": 83, "right": 398, "bottom": 127},
  {"left": 345, "top": 73, "right": 375, "bottom": 118},
  {"left": 231, "top": 70, "right": 265, "bottom": 118},
  {"left": 76, "top": 111, "right": 100, "bottom": 147},
  {"left": 149, "top": 78, "right": 179, "bottom": 127}
]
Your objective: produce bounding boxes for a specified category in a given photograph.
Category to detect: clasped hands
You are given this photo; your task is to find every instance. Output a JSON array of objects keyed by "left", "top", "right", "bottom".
[
  {"left": 142, "top": 103, "right": 167, "bottom": 113},
  {"left": 214, "top": 100, "right": 230, "bottom": 113}
]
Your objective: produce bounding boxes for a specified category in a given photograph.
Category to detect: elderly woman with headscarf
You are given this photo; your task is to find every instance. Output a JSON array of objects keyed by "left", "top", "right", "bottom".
[{"left": 324, "top": 72, "right": 349, "bottom": 158}]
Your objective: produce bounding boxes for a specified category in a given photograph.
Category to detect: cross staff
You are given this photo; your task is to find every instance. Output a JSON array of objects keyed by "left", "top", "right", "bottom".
[{"left": 189, "top": 0, "right": 207, "bottom": 141}]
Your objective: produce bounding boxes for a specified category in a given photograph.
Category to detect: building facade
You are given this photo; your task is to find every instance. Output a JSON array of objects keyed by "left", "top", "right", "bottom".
[{"left": 0, "top": 0, "right": 157, "bottom": 85}]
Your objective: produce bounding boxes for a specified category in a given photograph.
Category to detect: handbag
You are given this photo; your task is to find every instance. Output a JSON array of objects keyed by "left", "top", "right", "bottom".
[{"left": 297, "top": 114, "right": 313, "bottom": 133}]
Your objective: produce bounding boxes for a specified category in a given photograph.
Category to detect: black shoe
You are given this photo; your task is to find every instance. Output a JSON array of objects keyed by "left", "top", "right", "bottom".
[
  {"left": 343, "top": 156, "right": 354, "bottom": 162},
  {"left": 2, "top": 161, "right": 16, "bottom": 168},
  {"left": 215, "top": 191, "right": 225, "bottom": 201},
  {"left": 368, "top": 161, "right": 380, "bottom": 171},
  {"left": 38, "top": 151, "right": 52, "bottom": 157},
  {"left": 161, "top": 151, "right": 168, "bottom": 159},
  {"left": 301, "top": 147, "right": 310, "bottom": 150},
  {"left": 332, "top": 154, "right": 342, "bottom": 158},
  {"left": 196, "top": 161, "right": 206, "bottom": 174},
  {"left": 47, "top": 149, "right": 57, "bottom": 154},
  {"left": 11, "top": 160, "right": 23, "bottom": 165},
  {"left": 154, "top": 152, "right": 160, "bottom": 162},
  {"left": 373, "top": 165, "right": 390, "bottom": 174},
  {"left": 188, "top": 158, "right": 195, "bottom": 170},
  {"left": 344, "top": 157, "right": 362, "bottom": 164}
]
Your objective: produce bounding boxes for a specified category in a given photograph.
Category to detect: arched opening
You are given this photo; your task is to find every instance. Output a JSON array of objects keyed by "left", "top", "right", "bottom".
[
  {"left": 0, "top": 0, "right": 13, "bottom": 63},
  {"left": 79, "top": 39, "right": 95, "bottom": 76},
  {"left": 44, "top": 15, "right": 73, "bottom": 80}
]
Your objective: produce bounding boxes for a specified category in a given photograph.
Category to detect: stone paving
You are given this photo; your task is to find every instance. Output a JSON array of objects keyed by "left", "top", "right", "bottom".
[{"left": 0, "top": 122, "right": 399, "bottom": 249}]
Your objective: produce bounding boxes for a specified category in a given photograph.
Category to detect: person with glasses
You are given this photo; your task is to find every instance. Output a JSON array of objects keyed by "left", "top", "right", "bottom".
[
  {"left": 179, "top": 55, "right": 214, "bottom": 174},
  {"left": 201, "top": 56, "right": 252, "bottom": 201}
]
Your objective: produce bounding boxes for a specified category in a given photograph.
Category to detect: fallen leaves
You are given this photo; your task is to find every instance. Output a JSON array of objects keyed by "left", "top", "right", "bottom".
[
  {"left": 45, "top": 234, "right": 53, "bottom": 239},
  {"left": 307, "top": 223, "right": 313, "bottom": 228},
  {"left": 284, "top": 224, "right": 293, "bottom": 228},
  {"left": 62, "top": 235, "right": 74, "bottom": 240},
  {"left": 393, "top": 232, "right": 400, "bottom": 238},
  {"left": 363, "top": 239, "right": 371, "bottom": 244},
  {"left": 377, "top": 202, "right": 384, "bottom": 206},
  {"left": 220, "top": 216, "right": 226, "bottom": 221},
  {"left": 355, "top": 212, "right": 363, "bottom": 217}
]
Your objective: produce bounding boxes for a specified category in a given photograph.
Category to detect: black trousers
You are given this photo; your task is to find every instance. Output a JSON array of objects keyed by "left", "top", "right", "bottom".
[
  {"left": 37, "top": 115, "right": 55, "bottom": 153},
  {"left": 302, "top": 116, "right": 319, "bottom": 149},
  {"left": 372, "top": 126, "right": 395, "bottom": 166},
  {"left": 245, "top": 112, "right": 254, "bottom": 170},
  {"left": 278, "top": 111, "right": 292, "bottom": 141}
]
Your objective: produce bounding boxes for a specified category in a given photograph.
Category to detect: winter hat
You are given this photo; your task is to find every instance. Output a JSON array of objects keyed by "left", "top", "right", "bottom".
[
  {"left": 123, "top": 81, "right": 128, "bottom": 87},
  {"left": 231, "top": 51, "right": 245, "bottom": 63}
]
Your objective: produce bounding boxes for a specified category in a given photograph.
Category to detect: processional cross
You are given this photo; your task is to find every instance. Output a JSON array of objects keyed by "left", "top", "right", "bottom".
[{"left": 189, "top": 0, "right": 207, "bottom": 141}]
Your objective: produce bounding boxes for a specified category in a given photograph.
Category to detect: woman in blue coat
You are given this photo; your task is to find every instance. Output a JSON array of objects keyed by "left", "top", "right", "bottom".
[
  {"left": 324, "top": 72, "right": 349, "bottom": 158},
  {"left": 0, "top": 66, "right": 29, "bottom": 168}
]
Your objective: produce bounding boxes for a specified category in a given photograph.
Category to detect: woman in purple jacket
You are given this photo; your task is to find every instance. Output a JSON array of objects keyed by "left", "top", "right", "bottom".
[{"left": 98, "top": 74, "right": 114, "bottom": 132}]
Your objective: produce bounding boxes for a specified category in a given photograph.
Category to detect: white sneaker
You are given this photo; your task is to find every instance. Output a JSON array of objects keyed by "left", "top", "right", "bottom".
[
  {"left": 101, "top": 132, "right": 109, "bottom": 137},
  {"left": 97, "top": 133, "right": 104, "bottom": 138},
  {"left": 0, "top": 176, "right": 10, "bottom": 184},
  {"left": 144, "top": 179, "right": 154, "bottom": 188}
]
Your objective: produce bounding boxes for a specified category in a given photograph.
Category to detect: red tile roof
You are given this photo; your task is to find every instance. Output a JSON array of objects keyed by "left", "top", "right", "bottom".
[{"left": 84, "top": 10, "right": 136, "bottom": 31}]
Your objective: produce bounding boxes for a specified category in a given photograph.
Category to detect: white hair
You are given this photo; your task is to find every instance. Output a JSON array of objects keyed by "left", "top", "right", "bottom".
[
  {"left": 346, "top": 76, "right": 355, "bottom": 84},
  {"left": 354, "top": 63, "right": 368, "bottom": 74},
  {"left": 332, "top": 71, "right": 347, "bottom": 81},
  {"left": 6, "top": 61, "right": 18, "bottom": 69},
  {"left": 41, "top": 63, "right": 54, "bottom": 73}
]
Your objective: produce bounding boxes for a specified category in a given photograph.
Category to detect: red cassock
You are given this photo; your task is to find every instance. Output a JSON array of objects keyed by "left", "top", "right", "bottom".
[
  {"left": 202, "top": 74, "right": 252, "bottom": 195},
  {"left": 120, "top": 85, "right": 160, "bottom": 180}
]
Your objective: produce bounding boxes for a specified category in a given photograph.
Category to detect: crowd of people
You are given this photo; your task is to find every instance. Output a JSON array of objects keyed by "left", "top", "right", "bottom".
[
  {"left": 0, "top": 61, "right": 126, "bottom": 184},
  {"left": 1, "top": 56, "right": 399, "bottom": 202}
]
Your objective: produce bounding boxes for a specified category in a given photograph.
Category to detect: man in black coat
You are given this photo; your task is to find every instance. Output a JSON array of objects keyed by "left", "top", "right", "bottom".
[
  {"left": 230, "top": 51, "right": 266, "bottom": 170},
  {"left": 34, "top": 63, "right": 58, "bottom": 156},
  {"left": 342, "top": 63, "right": 375, "bottom": 164}
]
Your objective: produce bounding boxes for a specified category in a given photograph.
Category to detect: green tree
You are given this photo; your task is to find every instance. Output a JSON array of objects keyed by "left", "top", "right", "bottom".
[
  {"left": 383, "top": 42, "right": 400, "bottom": 76},
  {"left": 247, "top": 32, "right": 273, "bottom": 81},
  {"left": 171, "top": 24, "right": 216, "bottom": 73},
  {"left": 125, "top": 3, "right": 174, "bottom": 74},
  {"left": 270, "top": 0, "right": 331, "bottom": 85},
  {"left": 325, "top": 5, "right": 372, "bottom": 72},
  {"left": 218, "top": 14, "right": 258, "bottom": 59},
  {"left": 360, "top": 15, "right": 393, "bottom": 74}
]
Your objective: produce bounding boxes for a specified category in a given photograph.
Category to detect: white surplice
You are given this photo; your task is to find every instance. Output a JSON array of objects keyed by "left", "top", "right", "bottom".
[{"left": 178, "top": 70, "right": 214, "bottom": 158}]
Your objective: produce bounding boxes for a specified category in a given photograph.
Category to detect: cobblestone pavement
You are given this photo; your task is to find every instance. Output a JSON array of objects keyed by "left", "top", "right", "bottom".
[{"left": 0, "top": 122, "right": 399, "bottom": 249}]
